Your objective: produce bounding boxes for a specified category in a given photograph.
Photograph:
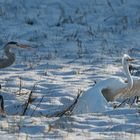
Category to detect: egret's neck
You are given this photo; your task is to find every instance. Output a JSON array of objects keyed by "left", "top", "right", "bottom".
[{"left": 123, "top": 62, "right": 133, "bottom": 90}]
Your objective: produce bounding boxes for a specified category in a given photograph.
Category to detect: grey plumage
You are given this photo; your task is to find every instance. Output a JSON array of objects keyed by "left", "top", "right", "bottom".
[
  {"left": 0, "top": 41, "right": 29, "bottom": 114},
  {"left": 0, "top": 41, "right": 28, "bottom": 68}
]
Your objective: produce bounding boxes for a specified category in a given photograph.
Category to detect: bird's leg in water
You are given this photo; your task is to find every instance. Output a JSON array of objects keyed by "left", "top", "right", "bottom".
[{"left": 0, "top": 95, "right": 4, "bottom": 112}]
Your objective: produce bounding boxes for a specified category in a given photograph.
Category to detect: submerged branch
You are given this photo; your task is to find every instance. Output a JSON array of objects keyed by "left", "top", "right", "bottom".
[
  {"left": 114, "top": 96, "right": 139, "bottom": 108},
  {"left": 46, "top": 89, "right": 83, "bottom": 118},
  {"left": 22, "top": 84, "right": 37, "bottom": 115}
]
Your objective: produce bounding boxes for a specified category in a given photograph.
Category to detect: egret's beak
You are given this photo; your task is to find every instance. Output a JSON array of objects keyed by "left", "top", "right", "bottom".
[{"left": 128, "top": 58, "right": 135, "bottom": 62}]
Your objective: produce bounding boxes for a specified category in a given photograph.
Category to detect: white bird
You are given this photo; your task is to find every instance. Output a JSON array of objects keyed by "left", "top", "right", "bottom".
[{"left": 73, "top": 54, "right": 140, "bottom": 114}]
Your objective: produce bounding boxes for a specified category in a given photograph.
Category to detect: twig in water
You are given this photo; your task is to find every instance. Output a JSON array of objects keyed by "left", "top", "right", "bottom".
[
  {"left": 22, "top": 84, "right": 37, "bottom": 115},
  {"left": 47, "top": 89, "right": 83, "bottom": 117},
  {"left": 114, "top": 96, "right": 140, "bottom": 108},
  {"left": 114, "top": 98, "right": 129, "bottom": 108},
  {"left": 31, "top": 95, "right": 44, "bottom": 116},
  {"left": 106, "top": 0, "right": 115, "bottom": 13},
  {"left": 19, "top": 77, "right": 22, "bottom": 94}
]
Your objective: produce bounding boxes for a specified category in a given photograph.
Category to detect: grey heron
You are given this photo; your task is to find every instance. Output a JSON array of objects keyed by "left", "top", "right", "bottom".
[
  {"left": 0, "top": 41, "right": 29, "bottom": 68},
  {"left": 0, "top": 41, "right": 29, "bottom": 114}
]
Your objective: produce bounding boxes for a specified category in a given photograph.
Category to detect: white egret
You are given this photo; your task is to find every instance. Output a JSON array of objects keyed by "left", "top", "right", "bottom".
[{"left": 73, "top": 54, "right": 140, "bottom": 114}]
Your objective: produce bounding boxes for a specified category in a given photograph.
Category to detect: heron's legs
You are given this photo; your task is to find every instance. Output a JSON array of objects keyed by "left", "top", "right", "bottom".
[{"left": 0, "top": 95, "right": 4, "bottom": 112}]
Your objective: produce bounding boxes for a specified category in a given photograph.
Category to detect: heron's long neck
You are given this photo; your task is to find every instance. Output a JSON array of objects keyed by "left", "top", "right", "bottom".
[
  {"left": 123, "top": 62, "right": 133, "bottom": 90},
  {"left": 2, "top": 45, "right": 15, "bottom": 68},
  {"left": 5, "top": 46, "right": 15, "bottom": 61}
]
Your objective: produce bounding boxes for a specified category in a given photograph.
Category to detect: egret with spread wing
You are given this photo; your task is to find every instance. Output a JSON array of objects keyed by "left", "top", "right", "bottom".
[{"left": 73, "top": 54, "right": 140, "bottom": 114}]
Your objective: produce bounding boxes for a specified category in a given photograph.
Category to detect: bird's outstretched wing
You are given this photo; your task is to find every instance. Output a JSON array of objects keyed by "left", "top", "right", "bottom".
[{"left": 73, "top": 86, "right": 109, "bottom": 114}]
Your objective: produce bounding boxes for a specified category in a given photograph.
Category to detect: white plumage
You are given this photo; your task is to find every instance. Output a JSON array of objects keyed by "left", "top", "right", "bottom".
[{"left": 73, "top": 54, "right": 140, "bottom": 114}]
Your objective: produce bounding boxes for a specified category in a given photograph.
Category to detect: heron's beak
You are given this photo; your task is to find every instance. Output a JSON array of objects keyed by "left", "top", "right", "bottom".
[{"left": 18, "top": 44, "right": 30, "bottom": 48}]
